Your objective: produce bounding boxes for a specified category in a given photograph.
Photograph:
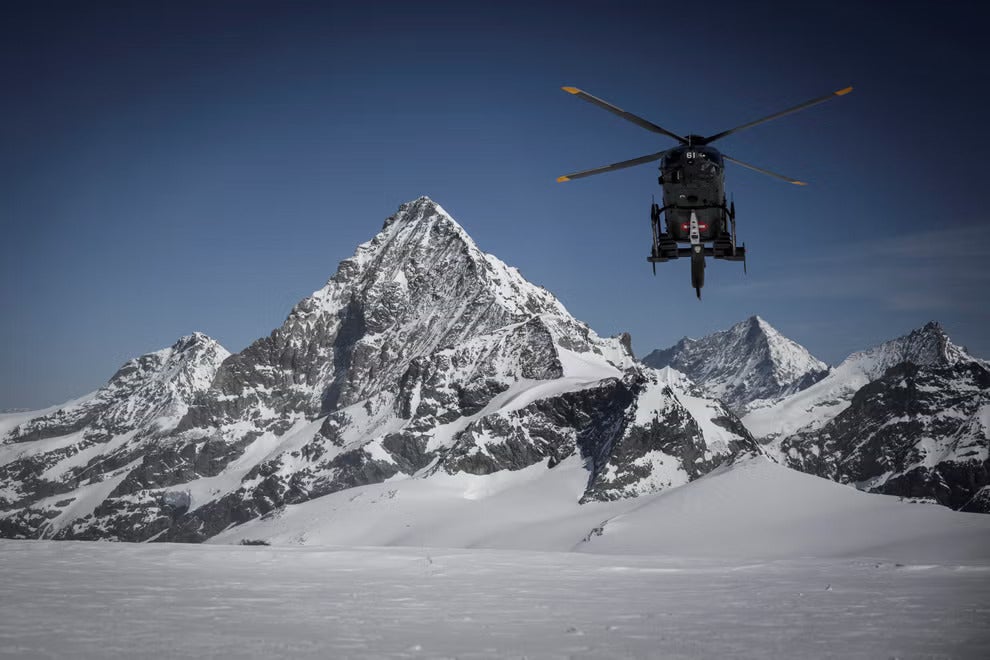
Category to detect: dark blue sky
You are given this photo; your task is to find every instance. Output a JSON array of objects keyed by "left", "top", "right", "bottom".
[{"left": 2, "top": 1, "right": 988, "bottom": 409}]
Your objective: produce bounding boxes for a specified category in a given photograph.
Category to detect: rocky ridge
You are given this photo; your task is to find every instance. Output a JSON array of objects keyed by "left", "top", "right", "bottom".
[
  {"left": 750, "top": 323, "right": 988, "bottom": 512},
  {"left": 0, "top": 333, "right": 229, "bottom": 535},
  {"left": 644, "top": 318, "right": 988, "bottom": 513},
  {"left": 743, "top": 321, "right": 975, "bottom": 440}
]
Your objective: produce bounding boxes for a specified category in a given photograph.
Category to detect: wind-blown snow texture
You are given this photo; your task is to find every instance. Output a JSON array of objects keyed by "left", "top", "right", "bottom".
[
  {"left": 4, "top": 536, "right": 988, "bottom": 660},
  {"left": 0, "top": 197, "right": 756, "bottom": 542}
]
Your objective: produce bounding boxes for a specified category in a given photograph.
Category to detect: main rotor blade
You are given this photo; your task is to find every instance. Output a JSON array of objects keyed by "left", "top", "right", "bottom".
[
  {"left": 703, "top": 86, "right": 853, "bottom": 144},
  {"left": 557, "top": 150, "right": 668, "bottom": 182},
  {"left": 562, "top": 86, "right": 687, "bottom": 144},
  {"left": 723, "top": 154, "right": 807, "bottom": 186}
]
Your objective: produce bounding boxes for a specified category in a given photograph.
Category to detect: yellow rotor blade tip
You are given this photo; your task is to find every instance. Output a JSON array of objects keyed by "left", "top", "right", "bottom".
[
  {"left": 793, "top": 180, "right": 808, "bottom": 186},
  {"left": 561, "top": 86, "right": 581, "bottom": 94},
  {"left": 556, "top": 175, "right": 571, "bottom": 183},
  {"left": 835, "top": 86, "right": 853, "bottom": 96}
]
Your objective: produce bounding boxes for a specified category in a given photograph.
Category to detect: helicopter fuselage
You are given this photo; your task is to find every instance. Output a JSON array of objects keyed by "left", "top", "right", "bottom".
[
  {"left": 659, "top": 144, "right": 726, "bottom": 242},
  {"left": 648, "top": 139, "right": 744, "bottom": 299}
]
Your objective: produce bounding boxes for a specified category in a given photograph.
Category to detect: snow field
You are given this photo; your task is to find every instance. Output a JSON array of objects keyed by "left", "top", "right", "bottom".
[
  {"left": 1, "top": 540, "right": 987, "bottom": 659},
  {"left": 209, "top": 456, "right": 990, "bottom": 564}
]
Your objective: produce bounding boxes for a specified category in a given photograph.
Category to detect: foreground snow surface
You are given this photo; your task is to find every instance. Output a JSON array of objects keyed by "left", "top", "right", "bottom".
[
  {"left": 4, "top": 460, "right": 989, "bottom": 657},
  {"left": 1, "top": 540, "right": 988, "bottom": 659}
]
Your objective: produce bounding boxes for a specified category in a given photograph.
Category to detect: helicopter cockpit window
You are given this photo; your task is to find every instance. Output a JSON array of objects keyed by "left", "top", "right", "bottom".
[{"left": 661, "top": 159, "right": 682, "bottom": 183}]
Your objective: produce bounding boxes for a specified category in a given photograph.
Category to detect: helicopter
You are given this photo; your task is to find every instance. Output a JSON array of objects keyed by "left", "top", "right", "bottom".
[{"left": 557, "top": 85, "right": 853, "bottom": 298}]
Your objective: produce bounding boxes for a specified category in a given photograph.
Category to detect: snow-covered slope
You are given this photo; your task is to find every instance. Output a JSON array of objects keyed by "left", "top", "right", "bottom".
[
  {"left": 0, "top": 197, "right": 756, "bottom": 542},
  {"left": 642, "top": 316, "right": 828, "bottom": 414},
  {"left": 211, "top": 454, "right": 990, "bottom": 562},
  {"left": 582, "top": 456, "right": 990, "bottom": 560}
]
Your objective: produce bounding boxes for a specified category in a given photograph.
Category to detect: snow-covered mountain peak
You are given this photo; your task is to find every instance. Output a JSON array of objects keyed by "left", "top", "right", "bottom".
[
  {"left": 293, "top": 196, "right": 568, "bottom": 325},
  {"left": 642, "top": 316, "right": 828, "bottom": 413},
  {"left": 839, "top": 320, "right": 972, "bottom": 380},
  {"left": 1, "top": 333, "right": 229, "bottom": 452},
  {"left": 111, "top": 331, "right": 227, "bottom": 382},
  {"left": 749, "top": 314, "right": 769, "bottom": 329},
  {"left": 743, "top": 320, "right": 979, "bottom": 441},
  {"left": 200, "top": 198, "right": 607, "bottom": 421},
  {"left": 748, "top": 315, "right": 781, "bottom": 341},
  {"left": 107, "top": 333, "right": 224, "bottom": 398},
  {"left": 381, "top": 195, "right": 459, "bottom": 233},
  {"left": 174, "top": 331, "right": 218, "bottom": 348}
]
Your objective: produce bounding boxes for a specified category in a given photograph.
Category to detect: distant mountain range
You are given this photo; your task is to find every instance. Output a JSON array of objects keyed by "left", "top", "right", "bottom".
[
  {"left": 646, "top": 318, "right": 988, "bottom": 512},
  {"left": 1, "top": 197, "right": 986, "bottom": 547}
]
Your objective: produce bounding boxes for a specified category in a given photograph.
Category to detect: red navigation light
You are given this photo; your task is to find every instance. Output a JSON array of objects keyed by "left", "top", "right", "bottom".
[
  {"left": 681, "top": 223, "right": 689, "bottom": 231},
  {"left": 698, "top": 223, "right": 708, "bottom": 231}
]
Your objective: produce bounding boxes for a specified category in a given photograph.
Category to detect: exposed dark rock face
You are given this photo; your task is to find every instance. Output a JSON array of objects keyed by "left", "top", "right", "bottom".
[
  {"left": 186, "top": 197, "right": 571, "bottom": 428},
  {"left": 574, "top": 369, "right": 758, "bottom": 502},
  {"left": 644, "top": 317, "right": 989, "bottom": 514},
  {"left": 155, "top": 366, "right": 758, "bottom": 543},
  {"left": 962, "top": 487, "right": 990, "bottom": 514},
  {"left": 740, "top": 322, "right": 988, "bottom": 512},
  {"left": 776, "top": 360, "right": 989, "bottom": 511}
]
